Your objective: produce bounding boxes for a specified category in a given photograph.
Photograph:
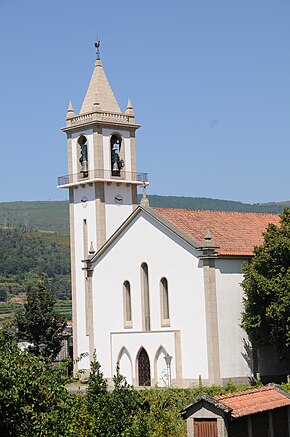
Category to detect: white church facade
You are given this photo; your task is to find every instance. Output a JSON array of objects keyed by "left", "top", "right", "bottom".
[{"left": 58, "top": 48, "right": 286, "bottom": 387}]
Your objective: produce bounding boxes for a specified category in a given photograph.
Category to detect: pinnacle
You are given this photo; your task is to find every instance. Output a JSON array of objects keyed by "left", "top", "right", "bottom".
[
  {"left": 66, "top": 100, "right": 75, "bottom": 120},
  {"left": 126, "top": 98, "right": 134, "bottom": 115}
]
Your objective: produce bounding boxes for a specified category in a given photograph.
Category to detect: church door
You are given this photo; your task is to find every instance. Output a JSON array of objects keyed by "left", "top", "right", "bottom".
[{"left": 138, "top": 348, "right": 151, "bottom": 386}]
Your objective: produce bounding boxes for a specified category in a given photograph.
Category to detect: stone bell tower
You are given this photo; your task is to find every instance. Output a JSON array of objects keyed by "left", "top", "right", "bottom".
[{"left": 58, "top": 43, "right": 147, "bottom": 370}]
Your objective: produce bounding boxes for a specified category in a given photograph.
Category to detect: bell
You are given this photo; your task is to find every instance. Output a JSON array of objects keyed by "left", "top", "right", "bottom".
[{"left": 82, "top": 160, "right": 88, "bottom": 173}]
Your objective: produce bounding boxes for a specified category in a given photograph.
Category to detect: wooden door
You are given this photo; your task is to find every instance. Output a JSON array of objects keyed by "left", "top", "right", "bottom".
[
  {"left": 194, "top": 418, "right": 218, "bottom": 437},
  {"left": 138, "top": 348, "right": 151, "bottom": 386}
]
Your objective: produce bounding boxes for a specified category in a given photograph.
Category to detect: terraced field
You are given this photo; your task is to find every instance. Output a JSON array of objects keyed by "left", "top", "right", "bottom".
[{"left": 0, "top": 299, "right": 72, "bottom": 328}]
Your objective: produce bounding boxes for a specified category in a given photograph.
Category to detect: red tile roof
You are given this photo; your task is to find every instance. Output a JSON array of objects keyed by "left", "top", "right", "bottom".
[
  {"left": 154, "top": 208, "right": 280, "bottom": 256},
  {"left": 214, "top": 386, "right": 290, "bottom": 418}
]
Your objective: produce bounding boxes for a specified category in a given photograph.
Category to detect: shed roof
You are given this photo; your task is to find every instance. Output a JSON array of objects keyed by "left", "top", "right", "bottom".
[{"left": 214, "top": 386, "right": 290, "bottom": 418}]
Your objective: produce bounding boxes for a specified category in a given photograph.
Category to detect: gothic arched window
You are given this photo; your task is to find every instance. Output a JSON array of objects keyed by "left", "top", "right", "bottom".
[
  {"left": 160, "top": 277, "right": 170, "bottom": 327},
  {"left": 110, "top": 134, "right": 124, "bottom": 176},
  {"left": 141, "top": 263, "right": 150, "bottom": 331},
  {"left": 78, "top": 135, "right": 88, "bottom": 177},
  {"left": 123, "top": 280, "right": 132, "bottom": 328}
]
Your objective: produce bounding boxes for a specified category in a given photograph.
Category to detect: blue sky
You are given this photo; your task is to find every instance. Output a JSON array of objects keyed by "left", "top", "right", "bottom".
[{"left": 0, "top": 0, "right": 289, "bottom": 204}]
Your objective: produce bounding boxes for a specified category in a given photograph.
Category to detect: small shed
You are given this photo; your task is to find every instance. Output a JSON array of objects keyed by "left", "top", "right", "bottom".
[{"left": 182, "top": 385, "right": 290, "bottom": 437}]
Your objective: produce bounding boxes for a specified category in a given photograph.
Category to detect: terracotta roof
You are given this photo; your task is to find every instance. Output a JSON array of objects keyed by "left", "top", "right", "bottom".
[
  {"left": 154, "top": 208, "right": 280, "bottom": 256},
  {"left": 214, "top": 386, "right": 290, "bottom": 418}
]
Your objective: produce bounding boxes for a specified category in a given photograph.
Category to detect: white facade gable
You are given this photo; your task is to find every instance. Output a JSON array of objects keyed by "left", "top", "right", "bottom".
[{"left": 82, "top": 209, "right": 252, "bottom": 387}]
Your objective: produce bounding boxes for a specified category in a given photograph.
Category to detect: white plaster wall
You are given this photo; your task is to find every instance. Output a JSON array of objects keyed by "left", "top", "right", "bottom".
[
  {"left": 156, "top": 349, "right": 169, "bottom": 386},
  {"left": 72, "top": 129, "right": 94, "bottom": 174},
  {"left": 119, "top": 349, "right": 133, "bottom": 385},
  {"left": 91, "top": 212, "right": 208, "bottom": 382},
  {"left": 73, "top": 185, "right": 98, "bottom": 370},
  {"left": 215, "top": 258, "right": 252, "bottom": 379},
  {"left": 104, "top": 184, "right": 133, "bottom": 238},
  {"left": 103, "top": 128, "right": 131, "bottom": 172}
]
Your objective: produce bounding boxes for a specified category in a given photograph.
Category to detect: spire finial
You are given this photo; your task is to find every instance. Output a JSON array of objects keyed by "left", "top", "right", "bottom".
[
  {"left": 140, "top": 183, "right": 150, "bottom": 207},
  {"left": 94, "top": 39, "right": 101, "bottom": 60},
  {"left": 204, "top": 228, "right": 213, "bottom": 247},
  {"left": 204, "top": 228, "right": 212, "bottom": 241},
  {"left": 89, "top": 241, "right": 95, "bottom": 256}
]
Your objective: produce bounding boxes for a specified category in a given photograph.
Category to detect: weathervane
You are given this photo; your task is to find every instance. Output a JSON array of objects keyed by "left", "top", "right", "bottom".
[{"left": 94, "top": 39, "right": 101, "bottom": 59}]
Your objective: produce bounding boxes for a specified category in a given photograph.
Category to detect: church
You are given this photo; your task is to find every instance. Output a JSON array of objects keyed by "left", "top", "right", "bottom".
[{"left": 58, "top": 47, "right": 286, "bottom": 387}]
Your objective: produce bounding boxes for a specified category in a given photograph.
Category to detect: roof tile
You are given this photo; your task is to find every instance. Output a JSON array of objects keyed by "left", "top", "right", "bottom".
[
  {"left": 154, "top": 208, "right": 280, "bottom": 256},
  {"left": 214, "top": 386, "right": 290, "bottom": 417}
]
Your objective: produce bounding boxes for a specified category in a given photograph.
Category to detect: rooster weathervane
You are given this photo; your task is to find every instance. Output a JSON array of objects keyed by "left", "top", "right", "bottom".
[{"left": 94, "top": 39, "right": 101, "bottom": 59}]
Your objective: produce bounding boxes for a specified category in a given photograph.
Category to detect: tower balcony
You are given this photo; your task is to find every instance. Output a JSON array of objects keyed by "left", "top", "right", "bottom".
[{"left": 57, "top": 168, "right": 148, "bottom": 188}]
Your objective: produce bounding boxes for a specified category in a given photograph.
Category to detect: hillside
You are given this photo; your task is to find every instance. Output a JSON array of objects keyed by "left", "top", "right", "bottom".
[
  {"left": 0, "top": 226, "right": 71, "bottom": 301},
  {"left": 0, "top": 197, "right": 286, "bottom": 235},
  {"left": 0, "top": 201, "right": 69, "bottom": 233}
]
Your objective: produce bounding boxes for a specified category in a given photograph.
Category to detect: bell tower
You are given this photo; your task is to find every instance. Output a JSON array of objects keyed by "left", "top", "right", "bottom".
[{"left": 58, "top": 44, "right": 147, "bottom": 370}]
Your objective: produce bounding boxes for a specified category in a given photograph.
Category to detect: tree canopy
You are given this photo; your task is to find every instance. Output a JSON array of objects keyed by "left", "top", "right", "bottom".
[
  {"left": 16, "top": 277, "right": 66, "bottom": 359},
  {"left": 241, "top": 207, "right": 290, "bottom": 358},
  {"left": 0, "top": 329, "right": 75, "bottom": 437}
]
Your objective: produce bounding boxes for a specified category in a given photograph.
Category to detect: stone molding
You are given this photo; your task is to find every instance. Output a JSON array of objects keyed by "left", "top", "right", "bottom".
[{"left": 63, "top": 110, "right": 139, "bottom": 132}]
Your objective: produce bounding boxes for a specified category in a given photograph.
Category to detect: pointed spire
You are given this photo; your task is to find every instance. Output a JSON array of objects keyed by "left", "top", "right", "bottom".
[
  {"left": 80, "top": 48, "right": 121, "bottom": 114},
  {"left": 125, "top": 98, "right": 134, "bottom": 115},
  {"left": 140, "top": 183, "right": 150, "bottom": 207},
  {"left": 66, "top": 100, "right": 75, "bottom": 119}
]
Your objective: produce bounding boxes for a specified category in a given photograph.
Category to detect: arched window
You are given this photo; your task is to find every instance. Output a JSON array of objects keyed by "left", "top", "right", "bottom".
[
  {"left": 111, "top": 134, "right": 124, "bottom": 176},
  {"left": 123, "top": 281, "right": 132, "bottom": 328},
  {"left": 137, "top": 347, "right": 151, "bottom": 386},
  {"left": 141, "top": 263, "right": 150, "bottom": 331},
  {"left": 78, "top": 135, "right": 88, "bottom": 177},
  {"left": 160, "top": 277, "right": 170, "bottom": 326}
]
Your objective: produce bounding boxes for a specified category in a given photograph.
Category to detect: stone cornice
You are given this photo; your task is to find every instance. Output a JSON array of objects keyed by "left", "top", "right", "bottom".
[{"left": 62, "top": 109, "right": 140, "bottom": 133}]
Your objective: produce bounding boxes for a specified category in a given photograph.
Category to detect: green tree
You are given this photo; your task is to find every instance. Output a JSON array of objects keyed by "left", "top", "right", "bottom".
[
  {"left": 0, "top": 329, "right": 76, "bottom": 437},
  {"left": 107, "top": 363, "right": 138, "bottom": 436},
  {"left": 86, "top": 354, "right": 139, "bottom": 436},
  {"left": 86, "top": 351, "right": 110, "bottom": 436},
  {"left": 16, "top": 277, "right": 66, "bottom": 359},
  {"left": 241, "top": 207, "right": 290, "bottom": 358}
]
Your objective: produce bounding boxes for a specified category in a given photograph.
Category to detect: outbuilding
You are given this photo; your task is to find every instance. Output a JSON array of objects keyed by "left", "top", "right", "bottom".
[{"left": 182, "top": 385, "right": 290, "bottom": 436}]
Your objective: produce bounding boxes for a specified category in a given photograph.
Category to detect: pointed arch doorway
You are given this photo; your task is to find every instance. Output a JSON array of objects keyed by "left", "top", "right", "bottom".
[{"left": 137, "top": 348, "right": 151, "bottom": 386}]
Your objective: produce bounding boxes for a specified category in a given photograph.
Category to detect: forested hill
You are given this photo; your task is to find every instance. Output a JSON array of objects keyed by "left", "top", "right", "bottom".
[
  {"left": 0, "top": 226, "right": 70, "bottom": 300},
  {"left": 0, "top": 201, "right": 69, "bottom": 233},
  {"left": 0, "top": 197, "right": 285, "bottom": 234}
]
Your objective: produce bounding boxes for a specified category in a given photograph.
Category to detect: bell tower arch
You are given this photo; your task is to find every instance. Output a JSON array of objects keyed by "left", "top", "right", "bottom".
[{"left": 58, "top": 44, "right": 148, "bottom": 373}]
